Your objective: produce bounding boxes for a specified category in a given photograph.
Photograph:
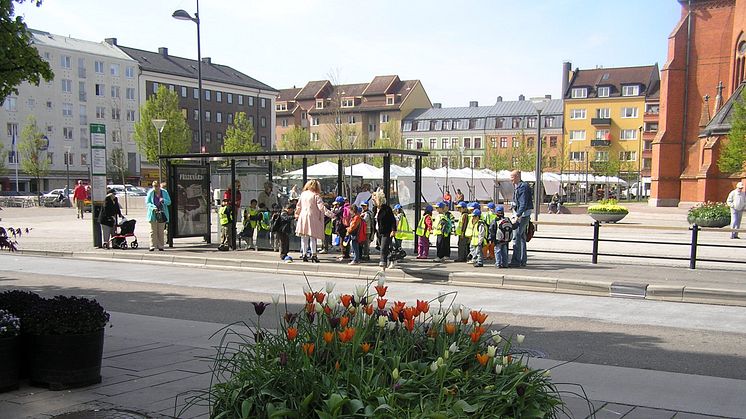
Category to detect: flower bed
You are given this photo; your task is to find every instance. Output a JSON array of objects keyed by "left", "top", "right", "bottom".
[
  {"left": 687, "top": 202, "right": 731, "bottom": 227},
  {"left": 587, "top": 199, "right": 628, "bottom": 223},
  {"left": 195, "top": 277, "right": 564, "bottom": 417}
]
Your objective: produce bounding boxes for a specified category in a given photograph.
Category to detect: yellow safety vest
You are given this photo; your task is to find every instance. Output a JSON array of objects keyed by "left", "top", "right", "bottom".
[
  {"left": 482, "top": 211, "right": 496, "bottom": 226},
  {"left": 470, "top": 220, "right": 486, "bottom": 247},
  {"left": 432, "top": 213, "right": 442, "bottom": 236},
  {"left": 415, "top": 214, "right": 431, "bottom": 237},
  {"left": 244, "top": 207, "right": 258, "bottom": 228},
  {"left": 219, "top": 206, "right": 230, "bottom": 226},
  {"left": 464, "top": 216, "right": 475, "bottom": 238},
  {"left": 395, "top": 215, "right": 414, "bottom": 240},
  {"left": 324, "top": 219, "right": 332, "bottom": 236}
]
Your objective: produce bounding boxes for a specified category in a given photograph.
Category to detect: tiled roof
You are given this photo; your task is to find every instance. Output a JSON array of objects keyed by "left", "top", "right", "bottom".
[
  {"left": 565, "top": 64, "right": 660, "bottom": 99},
  {"left": 277, "top": 88, "right": 301, "bottom": 102},
  {"left": 363, "top": 75, "right": 400, "bottom": 96},
  {"left": 404, "top": 99, "right": 564, "bottom": 121},
  {"left": 336, "top": 83, "right": 368, "bottom": 97},
  {"left": 700, "top": 81, "right": 746, "bottom": 137},
  {"left": 30, "top": 30, "right": 134, "bottom": 61},
  {"left": 118, "top": 45, "right": 277, "bottom": 92},
  {"left": 296, "top": 80, "right": 330, "bottom": 100}
]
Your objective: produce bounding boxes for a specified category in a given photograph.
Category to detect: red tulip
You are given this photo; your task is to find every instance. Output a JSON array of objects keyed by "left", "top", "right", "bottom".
[
  {"left": 340, "top": 316, "right": 349, "bottom": 328},
  {"left": 338, "top": 327, "right": 356, "bottom": 343},
  {"left": 341, "top": 294, "right": 353, "bottom": 308},
  {"left": 375, "top": 285, "right": 388, "bottom": 297},
  {"left": 305, "top": 292, "right": 315, "bottom": 304},
  {"left": 364, "top": 304, "right": 374, "bottom": 316},
  {"left": 404, "top": 318, "right": 415, "bottom": 331},
  {"left": 287, "top": 327, "right": 298, "bottom": 341},
  {"left": 416, "top": 300, "right": 430, "bottom": 314},
  {"left": 476, "top": 352, "right": 489, "bottom": 366},
  {"left": 302, "top": 342, "right": 315, "bottom": 357},
  {"left": 360, "top": 342, "right": 371, "bottom": 353},
  {"left": 470, "top": 310, "right": 488, "bottom": 325},
  {"left": 377, "top": 298, "right": 388, "bottom": 310},
  {"left": 315, "top": 292, "right": 326, "bottom": 304}
]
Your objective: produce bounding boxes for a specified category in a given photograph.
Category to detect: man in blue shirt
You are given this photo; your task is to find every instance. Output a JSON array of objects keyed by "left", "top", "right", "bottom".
[{"left": 509, "top": 170, "right": 533, "bottom": 267}]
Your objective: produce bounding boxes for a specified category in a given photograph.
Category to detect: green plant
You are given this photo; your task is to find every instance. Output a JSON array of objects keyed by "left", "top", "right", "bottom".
[
  {"left": 0, "top": 309, "right": 21, "bottom": 337},
  {"left": 0, "top": 290, "right": 43, "bottom": 321},
  {"left": 188, "top": 278, "right": 565, "bottom": 418},
  {"left": 587, "top": 199, "right": 629, "bottom": 214},
  {"left": 687, "top": 201, "right": 730, "bottom": 221},
  {"left": 24, "top": 296, "right": 109, "bottom": 335}
]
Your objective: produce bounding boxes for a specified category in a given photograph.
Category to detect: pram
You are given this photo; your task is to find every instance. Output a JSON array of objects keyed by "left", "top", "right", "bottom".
[
  {"left": 388, "top": 241, "right": 407, "bottom": 263},
  {"left": 110, "top": 219, "right": 138, "bottom": 249}
]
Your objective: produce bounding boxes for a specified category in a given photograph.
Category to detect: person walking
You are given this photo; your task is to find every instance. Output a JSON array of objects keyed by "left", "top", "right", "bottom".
[
  {"left": 726, "top": 181, "right": 746, "bottom": 239},
  {"left": 434, "top": 202, "right": 452, "bottom": 262},
  {"left": 295, "top": 180, "right": 335, "bottom": 263},
  {"left": 360, "top": 201, "right": 373, "bottom": 261},
  {"left": 415, "top": 205, "right": 433, "bottom": 259},
  {"left": 73, "top": 180, "right": 88, "bottom": 219},
  {"left": 346, "top": 205, "right": 363, "bottom": 265},
  {"left": 218, "top": 198, "right": 234, "bottom": 249},
  {"left": 509, "top": 170, "right": 533, "bottom": 267},
  {"left": 372, "top": 191, "right": 396, "bottom": 269},
  {"left": 146, "top": 181, "right": 171, "bottom": 251},
  {"left": 98, "top": 188, "right": 122, "bottom": 248}
]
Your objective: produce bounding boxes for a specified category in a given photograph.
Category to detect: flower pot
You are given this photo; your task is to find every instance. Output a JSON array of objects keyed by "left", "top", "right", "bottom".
[
  {"left": 588, "top": 213, "right": 627, "bottom": 223},
  {"left": 687, "top": 215, "right": 730, "bottom": 228},
  {"left": 0, "top": 336, "right": 20, "bottom": 392},
  {"left": 28, "top": 328, "right": 104, "bottom": 390}
]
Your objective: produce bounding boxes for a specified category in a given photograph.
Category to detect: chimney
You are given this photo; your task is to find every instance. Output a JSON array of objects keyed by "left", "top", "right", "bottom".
[
  {"left": 158, "top": 47, "right": 168, "bottom": 57},
  {"left": 202, "top": 57, "right": 211, "bottom": 64},
  {"left": 561, "top": 61, "right": 572, "bottom": 96},
  {"left": 518, "top": 94, "right": 525, "bottom": 101},
  {"left": 469, "top": 101, "right": 478, "bottom": 107},
  {"left": 496, "top": 96, "right": 502, "bottom": 102},
  {"left": 433, "top": 103, "right": 442, "bottom": 109},
  {"left": 104, "top": 37, "right": 117, "bottom": 46},
  {"left": 545, "top": 94, "right": 552, "bottom": 99}
]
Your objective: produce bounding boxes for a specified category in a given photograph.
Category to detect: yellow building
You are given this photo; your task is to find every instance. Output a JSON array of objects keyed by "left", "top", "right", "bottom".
[{"left": 562, "top": 64, "right": 660, "bottom": 183}]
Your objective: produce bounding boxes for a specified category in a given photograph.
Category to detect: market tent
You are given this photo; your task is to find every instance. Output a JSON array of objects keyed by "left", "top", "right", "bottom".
[
  {"left": 281, "top": 161, "right": 340, "bottom": 179},
  {"left": 344, "top": 162, "right": 383, "bottom": 180}
]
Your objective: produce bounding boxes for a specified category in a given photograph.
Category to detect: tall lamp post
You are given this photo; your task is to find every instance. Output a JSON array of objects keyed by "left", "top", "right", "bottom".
[
  {"left": 173, "top": 3, "right": 203, "bottom": 154},
  {"left": 65, "top": 146, "right": 71, "bottom": 207},
  {"left": 530, "top": 98, "right": 549, "bottom": 223},
  {"left": 152, "top": 119, "right": 168, "bottom": 184},
  {"left": 637, "top": 125, "right": 643, "bottom": 201}
]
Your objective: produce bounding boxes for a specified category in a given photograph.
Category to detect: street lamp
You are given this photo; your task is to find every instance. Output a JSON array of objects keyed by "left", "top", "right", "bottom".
[
  {"left": 173, "top": 4, "right": 203, "bottom": 154},
  {"left": 152, "top": 119, "right": 168, "bottom": 184},
  {"left": 638, "top": 125, "right": 643, "bottom": 201},
  {"left": 530, "top": 98, "right": 549, "bottom": 223},
  {"left": 65, "top": 146, "right": 71, "bottom": 207}
]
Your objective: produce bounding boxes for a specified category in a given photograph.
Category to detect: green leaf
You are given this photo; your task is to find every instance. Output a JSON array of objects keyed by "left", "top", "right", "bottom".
[
  {"left": 451, "top": 399, "right": 479, "bottom": 413},
  {"left": 240, "top": 399, "right": 252, "bottom": 418},
  {"left": 300, "top": 392, "right": 314, "bottom": 411},
  {"left": 347, "top": 398, "right": 364, "bottom": 413}
]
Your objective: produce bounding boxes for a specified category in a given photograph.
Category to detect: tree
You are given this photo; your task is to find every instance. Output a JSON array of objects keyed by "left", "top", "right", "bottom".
[
  {"left": 276, "top": 126, "right": 312, "bottom": 171},
  {"left": 222, "top": 112, "right": 260, "bottom": 153},
  {"left": 718, "top": 97, "right": 746, "bottom": 174},
  {"left": 133, "top": 85, "right": 190, "bottom": 162},
  {"left": 1, "top": 0, "right": 54, "bottom": 104},
  {"left": 17, "top": 115, "right": 48, "bottom": 200},
  {"left": 0, "top": 143, "right": 6, "bottom": 174},
  {"left": 108, "top": 146, "right": 130, "bottom": 212},
  {"left": 370, "top": 121, "right": 402, "bottom": 167}
]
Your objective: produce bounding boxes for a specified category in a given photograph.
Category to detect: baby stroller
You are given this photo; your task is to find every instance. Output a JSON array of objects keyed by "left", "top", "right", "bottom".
[
  {"left": 389, "top": 241, "right": 407, "bottom": 263},
  {"left": 111, "top": 219, "right": 138, "bottom": 249}
]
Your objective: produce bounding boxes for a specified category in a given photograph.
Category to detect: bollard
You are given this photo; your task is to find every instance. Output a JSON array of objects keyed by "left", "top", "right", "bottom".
[
  {"left": 591, "top": 220, "right": 600, "bottom": 264},
  {"left": 689, "top": 224, "right": 699, "bottom": 270}
]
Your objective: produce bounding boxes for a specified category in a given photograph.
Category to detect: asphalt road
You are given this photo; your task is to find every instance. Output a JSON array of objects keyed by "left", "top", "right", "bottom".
[{"left": 1, "top": 254, "right": 745, "bottom": 381}]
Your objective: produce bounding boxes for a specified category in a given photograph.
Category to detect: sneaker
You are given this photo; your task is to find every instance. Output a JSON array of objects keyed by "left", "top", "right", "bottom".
[
  {"left": 474, "top": 263, "right": 483, "bottom": 267},
  {"left": 379, "top": 261, "right": 386, "bottom": 267},
  {"left": 388, "top": 261, "right": 396, "bottom": 269},
  {"left": 149, "top": 248, "right": 155, "bottom": 252},
  {"left": 319, "top": 249, "right": 328, "bottom": 254},
  {"left": 349, "top": 260, "right": 359, "bottom": 265}
]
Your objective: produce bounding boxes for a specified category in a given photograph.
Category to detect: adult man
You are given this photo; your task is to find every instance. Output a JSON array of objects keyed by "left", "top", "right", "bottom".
[
  {"left": 258, "top": 181, "right": 278, "bottom": 210},
  {"left": 509, "top": 170, "right": 533, "bottom": 267},
  {"left": 72, "top": 180, "right": 88, "bottom": 219},
  {"left": 726, "top": 182, "right": 745, "bottom": 239}
]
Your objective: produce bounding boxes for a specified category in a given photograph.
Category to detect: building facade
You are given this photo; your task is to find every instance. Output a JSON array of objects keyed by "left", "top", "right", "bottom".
[
  {"left": 275, "top": 75, "right": 431, "bottom": 150},
  {"left": 401, "top": 97, "right": 564, "bottom": 170},
  {"left": 652, "top": 0, "right": 746, "bottom": 206},
  {"left": 562, "top": 63, "right": 659, "bottom": 182},
  {"left": 1, "top": 30, "right": 139, "bottom": 192},
  {"left": 116, "top": 42, "right": 278, "bottom": 157}
]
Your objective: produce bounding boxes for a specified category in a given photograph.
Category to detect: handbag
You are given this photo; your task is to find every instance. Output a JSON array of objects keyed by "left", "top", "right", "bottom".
[{"left": 154, "top": 209, "right": 167, "bottom": 223}]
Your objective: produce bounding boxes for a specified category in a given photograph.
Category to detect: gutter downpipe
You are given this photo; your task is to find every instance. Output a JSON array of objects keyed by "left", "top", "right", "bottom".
[{"left": 680, "top": 0, "right": 693, "bottom": 176}]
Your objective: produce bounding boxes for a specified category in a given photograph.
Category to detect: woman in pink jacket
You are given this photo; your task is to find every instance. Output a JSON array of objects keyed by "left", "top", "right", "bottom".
[{"left": 295, "top": 180, "right": 335, "bottom": 262}]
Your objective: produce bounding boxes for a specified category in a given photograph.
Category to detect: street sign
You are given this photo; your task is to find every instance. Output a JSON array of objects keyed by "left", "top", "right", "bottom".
[{"left": 89, "top": 124, "right": 107, "bottom": 203}]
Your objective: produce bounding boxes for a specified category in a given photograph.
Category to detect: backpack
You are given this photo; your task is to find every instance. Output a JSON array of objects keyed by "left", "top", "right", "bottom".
[
  {"left": 526, "top": 221, "right": 535, "bottom": 242},
  {"left": 441, "top": 212, "right": 453, "bottom": 236},
  {"left": 270, "top": 213, "right": 281, "bottom": 232},
  {"left": 497, "top": 218, "right": 513, "bottom": 243},
  {"left": 358, "top": 219, "right": 367, "bottom": 243},
  {"left": 342, "top": 205, "right": 352, "bottom": 227}
]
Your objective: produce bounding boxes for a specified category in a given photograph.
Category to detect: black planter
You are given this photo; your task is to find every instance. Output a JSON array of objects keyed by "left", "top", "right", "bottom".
[
  {"left": 687, "top": 215, "right": 731, "bottom": 228},
  {"left": 28, "top": 328, "right": 104, "bottom": 390},
  {"left": 0, "top": 336, "right": 20, "bottom": 392}
]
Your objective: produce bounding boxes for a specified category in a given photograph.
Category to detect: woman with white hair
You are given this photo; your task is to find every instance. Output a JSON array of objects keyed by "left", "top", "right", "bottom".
[
  {"left": 372, "top": 191, "right": 397, "bottom": 269},
  {"left": 295, "top": 180, "right": 335, "bottom": 262}
]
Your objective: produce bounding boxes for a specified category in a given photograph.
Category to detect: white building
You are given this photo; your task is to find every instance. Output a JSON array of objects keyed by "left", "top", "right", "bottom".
[{"left": 0, "top": 29, "right": 139, "bottom": 192}]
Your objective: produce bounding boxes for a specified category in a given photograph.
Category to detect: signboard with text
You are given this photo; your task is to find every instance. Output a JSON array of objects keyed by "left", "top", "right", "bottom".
[
  {"left": 173, "top": 166, "right": 210, "bottom": 238},
  {"left": 89, "top": 124, "right": 107, "bottom": 204}
]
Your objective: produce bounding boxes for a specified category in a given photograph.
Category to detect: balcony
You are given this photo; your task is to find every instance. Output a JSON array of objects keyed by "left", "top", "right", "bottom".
[
  {"left": 591, "top": 117, "right": 611, "bottom": 126},
  {"left": 591, "top": 139, "right": 611, "bottom": 147},
  {"left": 644, "top": 112, "right": 659, "bottom": 122}
]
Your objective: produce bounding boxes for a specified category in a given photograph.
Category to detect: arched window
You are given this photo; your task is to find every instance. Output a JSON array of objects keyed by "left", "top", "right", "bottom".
[{"left": 732, "top": 33, "right": 746, "bottom": 92}]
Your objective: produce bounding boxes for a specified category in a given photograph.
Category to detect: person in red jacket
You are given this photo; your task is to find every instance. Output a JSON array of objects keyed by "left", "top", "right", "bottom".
[{"left": 72, "top": 180, "right": 88, "bottom": 219}]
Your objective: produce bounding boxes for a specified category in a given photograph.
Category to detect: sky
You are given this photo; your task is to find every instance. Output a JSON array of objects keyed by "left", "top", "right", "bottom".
[{"left": 16, "top": 0, "right": 682, "bottom": 107}]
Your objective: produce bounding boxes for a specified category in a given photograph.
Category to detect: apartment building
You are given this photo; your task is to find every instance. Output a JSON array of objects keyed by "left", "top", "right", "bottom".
[
  {"left": 401, "top": 96, "right": 564, "bottom": 170},
  {"left": 275, "top": 75, "right": 431, "bottom": 149},
  {"left": 562, "top": 62, "right": 659, "bottom": 180},
  {"left": 0, "top": 30, "right": 139, "bottom": 192}
]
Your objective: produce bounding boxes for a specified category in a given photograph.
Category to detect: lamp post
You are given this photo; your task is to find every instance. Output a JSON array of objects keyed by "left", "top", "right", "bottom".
[
  {"left": 65, "top": 146, "right": 71, "bottom": 207},
  {"left": 530, "top": 98, "right": 549, "bottom": 223},
  {"left": 152, "top": 119, "right": 168, "bottom": 184},
  {"left": 638, "top": 125, "right": 643, "bottom": 201},
  {"left": 173, "top": 3, "right": 203, "bottom": 154}
]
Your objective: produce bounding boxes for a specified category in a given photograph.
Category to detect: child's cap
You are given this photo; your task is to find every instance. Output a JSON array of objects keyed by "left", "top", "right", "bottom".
[
  {"left": 487, "top": 202, "right": 495, "bottom": 210},
  {"left": 436, "top": 201, "right": 446, "bottom": 208},
  {"left": 335, "top": 196, "right": 345, "bottom": 203},
  {"left": 393, "top": 204, "right": 402, "bottom": 211},
  {"left": 472, "top": 209, "right": 482, "bottom": 217},
  {"left": 495, "top": 204, "right": 504, "bottom": 212},
  {"left": 455, "top": 201, "right": 467, "bottom": 208},
  {"left": 425, "top": 205, "right": 433, "bottom": 212}
]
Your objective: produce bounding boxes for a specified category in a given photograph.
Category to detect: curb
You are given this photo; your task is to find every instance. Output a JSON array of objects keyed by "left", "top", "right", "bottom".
[{"left": 15, "top": 250, "right": 746, "bottom": 307}]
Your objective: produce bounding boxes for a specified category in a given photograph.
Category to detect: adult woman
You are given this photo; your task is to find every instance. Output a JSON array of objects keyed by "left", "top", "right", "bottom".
[
  {"left": 295, "top": 180, "right": 335, "bottom": 262},
  {"left": 98, "top": 189, "right": 122, "bottom": 248},
  {"left": 372, "top": 191, "right": 396, "bottom": 269},
  {"left": 146, "top": 181, "right": 171, "bottom": 251}
]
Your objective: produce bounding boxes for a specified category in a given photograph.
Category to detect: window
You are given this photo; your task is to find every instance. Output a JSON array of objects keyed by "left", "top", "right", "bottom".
[
  {"left": 549, "top": 136, "right": 558, "bottom": 147},
  {"left": 442, "top": 138, "right": 450, "bottom": 149},
  {"left": 386, "top": 95, "right": 395, "bottom": 105},
  {"left": 62, "top": 102, "right": 73, "bottom": 117},
  {"left": 152, "top": 82, "right": 159, "bottom": 93},
  {"left": 312, "top": 132, "right": 320, "bottom": 142},
  {"left": 205, "top": 90, "right": 211, "bottom": 101},
  {"left": 248, "top": 96, "right": 254, "bottom": 106},
  {"left": 512, "top": 137, "right": 520, "bottom": 148},
  {"left": 281, "top": 118, "right": 288, "bottom": 127},
  {"left": 368, "top": 123, "right": 376, "bottom": 132},
  {"left": 451, "top": 138, "right": 459, "bottom": 149},
  {"left": 621, "top": 107, "right": 638, "bottom": 118},
  {"left": 543, "top": 116, "right": 555, "bottom": 128},
  {"left": 596, "top": 108, "right": 611, "bottom": 118},
  {"left": 619, "top": 151, "right": 637, "bottom": 161},
  {"left": 110, "top": 64, "right": 119, "bottom": 76},
  {"left": 94, "top": 61, "right": 104, "bottom": 74},
  {"left": 47, "top": 125, "right": 53, "bottom": 134},
  {"left": 248, "top": 115, "right": 254, "bottom": 125},
  {"left": 126, "top": 87, "right": 135, "bottom": 100},
  {"left": 597, "top": 86, "right": 610, "bottom": 97},
  {"left": 261, "top": 136, "right": 268, "bottom": 147},
  {"left": 95, "top": 83, "right": 105, "bottom": 97},
  {"left": 27, "top": 98, "right": 35, "bottom": 109},
  {"left": 111, "top": 107, "right": 120, "bottom": 120},
  {"left": 381, "top": 114, "right": 390, "bottom": 123},
  {"left": 111, "top": 85, "right": 120, "bottom": 98},
  {"left": 205, "top": 111, "right": 211, "bottom": 122},
  {"left": 429, "top": 138, "right": 437, "bottom": 149},
  {"left": 622, "top": 85, "right": 640, "bottom": 96},
  {"left": 276, "top": 102, "right": 288, "bottom": 111},
  {"left": 474, "top": 137, "right": 482, "bottom": 149},
  {"left": 60, "top": 55, "right": 71, "bottom": 69},
  {"left": 443, "top": 120, "right": 453, "bottom": 130},
  {"left": 216, "top": 112, "right": 222, "bottom": 123},
  {"left": 96, "top": 106, "right": 106, "bottom": 119},
  {"left": 78, "top": 105, "right": 87, "bottom": 125},
  {"left": 620, "top": 129, "right": 637, "bottom": 140},
  {"left": 474, "top": 156, "right": 482, "bottom": 168},
  {"left": 216, "top": 91, "right": 222, "bottom": 102},
  {"left": 500, "top": 137, "right": 508, "bottom": 148},
  {"left": 646, "top": 104, "right": 659, "bottom": 114},
  {"left": 348, "top": 115, "right": 356, "bottom": 124},
  {"left": 47, "top": 152, "right": 53, "bottom": 164},
  {"left": 238, "top": 95, "right": 243, "bottom": 105},
  {"left": 125, "top": 66, "right": 134, "bottom": 78},
  {"left": 81, "top": 153, "right": 87, "bottom": 165},
  {"left": 61, "top": 79, "right": 72, "bottom": 93},
  {"left": 316, "top": 99, "right": 324, "bottom": 109},
  {"left": 126, "top": 110, "right": 136, "bottom": 121},
  {"left": 193, "top": 88, "right": 199, "bottom": 99},
  {"left": 193, "top": 109, "right": 199, "bottom": 121},
  {"left": 205, "top": 131, "right": 211, "bottom": 143},
  {"left": 463, "top": 157, "right": 472, "bottom": 168},
  {"left": 227, "top": 93, "right": 233, "bottom": 104},
  {"left": 527, "top": 117, "right": 537, "bottom": 128},
  {"left": 405, "top": 139, "right": 413, "bottom": 149},
  {"left": 646, "top": 122, "right": 659, "bottom": 132},
  {"left": 569, "top": 130, "right": 586, "bottom": 141},
  {"left": 77, "top": 81, "right": 86, "bottom": 101},
  {"left": 260, "top": 98, "right": 266, "bottom": 108},
  {"left": 3, "top": 97, "right": 17, "bottom": 112},
  {"left": 227, "top": 113, "right": 233, "bottom": 124},
  {"left": 570, "top": 109, "right": 586, "bottom": 119},
  {"left": 595, "top": 129, "right": 610, "bottom": 140},
  {"left": 643, "top": 158, "right": 652, "bottom": 169},
  {"left": 595, "top": 151, "right": 609, "bottom": 161},
  {"left": 512, "top": 117, "right": 521, "bottom": 129},
  {"left": 527, "top": 137, "right": 535, "bottom": 147},
  {"left": 46, "top": 100, "right": 52, "bottom": 109},
  {"left": 181, "top": 86, "right": 187, "bottom": 97},
  {"left": 416, "top": 120, "right": 430, "bottom": 131},
  {"left": 441, "top": 157, "right": 449, "bottom": 168},
  {"left": 217, "top": 132, "right": 223, "bottom": 142},
  {"left": 490, "top": 137, "right": 497, "bottom": 149},
  {"left": 63, "top": 127, "right": 74, "bottom": 140},
  {"left": 512, "top": 156, "right": 520, "bottom": 166},
  {"left": 261, "top": 117, "right": 266, "bottom": 128},
  {"left": 569, "top": 151, "right": 586, "bottom": 162},
  {"left": 341, "top": 98, "right": 354, "bottom": 107},
  {"left": 463, "top": 138, "right": 471, "bottom": 149},
  {"left": 571, "top": 88, "right": 587, "bottom": 98},
  {"left": 415, "top": 139, "right": 423, "bottom": 150}
]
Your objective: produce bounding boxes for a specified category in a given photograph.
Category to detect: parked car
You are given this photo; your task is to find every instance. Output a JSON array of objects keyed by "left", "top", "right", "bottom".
[
  {"left": 622, "top": 182, "right": 651, "bottom": 199},
  {"left": 107, "top": 184, "right": 147, "bottom": 197},
  {"left": 40, "top": 189, "right": 70, "bottom": 207}
]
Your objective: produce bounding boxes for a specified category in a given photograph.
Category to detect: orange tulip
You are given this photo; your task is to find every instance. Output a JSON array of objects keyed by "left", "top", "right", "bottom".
[
  {"left": 335, "top": 361, "right": 341, "bottom": 371},
  {"left": 360, "top": 342, "right": 371, "bottom": 353},
  {"left": 427, "top": 327, "right": 438, "bottom": 338},
  {"left": 470, "top": 326, "right": 485, "bottom": 343},
  {"left": 340, "top": 294, "right": 353, "bottom": 308},
  {"left": 315, "top": 292, "right": 326, "bottom": 304},
  {"left": 323, "top": 331, "right": 334, "bottom": 344},
  {"left": 302, "top": 342, "right": 315, "bottom": 357},
  {"left": 324, "top": 305, "right": 332, "bottom": 316},
  {"left": 394, "top": 301, "right": 406, "bottom": 311},
  {"left": 377, "top": 298, "right": 387, "bottom": 310},
  {"left": 470, "top": 310, "right": 488, "bottom": 325},
  {"left": 306, "top": 303, "right": 315, "bottom": 313},
  {"left": 304, "top": 292, "right": 315, "bottom": 304},
  {"left": 404, "top": 306, "right": 418, "bottom": 321},
  {"left": 338, "top": 327, "right": 356, "bottom": 343},
  {"left": 340, "top": 316, "right": 349, "bottom": 328},
  {"left": 287, "top": 327, "right": 298, "bottom": 341},
  {"left": 416, "top": 300, "right": 430, "bottom": 314},
  {"left": 445, "top": 323, "right": 456, "bottom": 335},
  {"left": 404, "top": 318, "right": 415, "bottom": 331},
  {"left": 364, "top": 304, "right": 374, "bottom": 316},
  {"left": 375, "top": 284, "right": 388, "bottom": 297},
  {"left": 475, "top": 352, "right": 489, "bottom": 366}
]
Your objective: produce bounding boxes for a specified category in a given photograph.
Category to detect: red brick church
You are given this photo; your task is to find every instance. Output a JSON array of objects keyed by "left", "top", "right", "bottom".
[{"left": 652, "top": 0, "right": 746, "bottom": 206}]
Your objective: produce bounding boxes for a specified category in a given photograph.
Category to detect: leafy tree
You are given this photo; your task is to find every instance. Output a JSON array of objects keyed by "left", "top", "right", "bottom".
[
  {"left": 718, "top": 97, "right": 746, "bottom": 174},
  {"left": 108, "top": 146, "right": 131, "bottom": 212},
  {"left": 370, "top": 121, "right": 402, "bottom": 166},
  {"left": 222, "top": 112, "right": 260, "bottom": 153},
  {"left": 0, "top": 143, "right": 6, "bottom": 174},
  {"left": 277, "top": 126, "right": 310, "bottom": 152},
  {"left": 17, "top": 115, "right": 48, "bottom": 200},
  {"left": 133, "top": 85, "right": 190, "bottom": 162},
  {"left": 0, "top": 0, "right": 54, "bottom": 103}
]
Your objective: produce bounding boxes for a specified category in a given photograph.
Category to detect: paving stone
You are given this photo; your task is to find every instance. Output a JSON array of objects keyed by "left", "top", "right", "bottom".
[
  {"left": 558, "top": 395, "right": 598, "bottom": 418},
  {"left": 593, "top": 402, "right": 635, "bottom": 418},
  {"left": 104, "top": 345, "right": 204, "bottom": 371},
  {"left": 622, "top": 406, "right": 677, "bottom": 418},
  {"left": 91, "top": 370, "right": 195, "bottom": 397},
  {"left": 672, "top": 413, "right": 732, "bottom": 419}
]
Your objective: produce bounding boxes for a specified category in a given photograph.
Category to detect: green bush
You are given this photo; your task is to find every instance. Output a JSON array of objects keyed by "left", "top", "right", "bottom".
[
  {"left": 687, "top": 201, "right": 730, "bottom": 221},
  {"left": 587, "top": 199, "right": 629, "bottom": 214}
]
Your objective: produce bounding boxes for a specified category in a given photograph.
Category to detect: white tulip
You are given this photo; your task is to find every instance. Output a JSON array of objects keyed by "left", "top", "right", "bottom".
[
  {"left": 314, "top": 302, "right": 323, "bottom": 314},
  {"left": 491, "top": 330, "right": 502, "bottom": 344},
  {"left": 451, "top": 304, "right": 460, "bottom": 318},
  {"left": 325, "top": 281, "right": 336, "bottom": 294},
  {"left": 271, "top": 294, "right": 280, "bottom": 305},
  {"left": 487, "top": 345, "right": 497, "bottom": 358},
  {"left": 377, "top": 316, "right": 387, "bottom": 328},
  {"left": 443, "top": 349, "right": 450, "bottom": 360},
  {"left": 392, "top": 368, "right": 399, "bottom": 380},
  {"left": 543, "top": 370, "right": 551, "bottom": 377},
  {"left": 431, "top": 313, "right": 442, "bottom": 324},
  {"left": 430, "top": 361, "right": 439, "bottom": 372},
  {"left": 436, "top": 357, "right": 444, "bottom": 366},
  {"left": 502, "top": 356, "right": 510, "bottom": 365},
  {"left": 449, "top": 342, "right": 460, "bottom": 353},
  {"left": 355, "top": 284, "right": 367, "bottom": 299},
  {"left": 377, "top": 274, "right": 386, "bottom": 287},
  {"left": 516, "top": 334, "right": 525, "bottom": 344},
  {"left": 387, "top": 321, "right": 397, "bottom": 331},
  {"left": 437, "top": 291, "right": 447, "bottom": 304},
  {"left": 494, "top": 364, "right": 503, "bottom": 375},
  {"left": 460, "top": 306, "right": 470, "bottom": 322}
]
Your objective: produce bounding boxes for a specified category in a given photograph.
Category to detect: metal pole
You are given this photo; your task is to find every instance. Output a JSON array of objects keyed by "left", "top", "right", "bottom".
[
  {"left": 157, "top": 129, "right": 163, "bottom": 184},
  {"left": 638, "top": 126, "right": 643, "bottom": 201},
  {"left": 383, "top": 153, "right": 391, "bottom": 203},
  {"left": 302, "top": 157, "right": 308, "bottom": 187},
  {"left": 337, "top": 158, "right": 343, "bottom": 198},
  {"left": 533, "top": 110, "right": 543, "bottom": 223},
  {"left": 414, "top": 156, "right": 422, "bottom": 255},
  {"left": 196, "top": 0, "right": 204, "bottom": 154},
  {"left": 689, "top": 224, "right": 699, "bottom": 270},
  {"left": 591, "top": 220, "right": 600, "bottom": 264},
  {"left": 65, "top": 150, "right": 71, "bottom": 207},
  {"left": 230, "top": 159, "right": 236, "bottom": 250}
]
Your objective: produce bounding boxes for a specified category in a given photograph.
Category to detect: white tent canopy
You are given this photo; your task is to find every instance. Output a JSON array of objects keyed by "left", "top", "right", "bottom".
[
  {"left": 281, "top": 161, "right": 340, "bottom": 180},
  {"left": 344, "top": 162, "right": 383, "bottom": 179}
]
